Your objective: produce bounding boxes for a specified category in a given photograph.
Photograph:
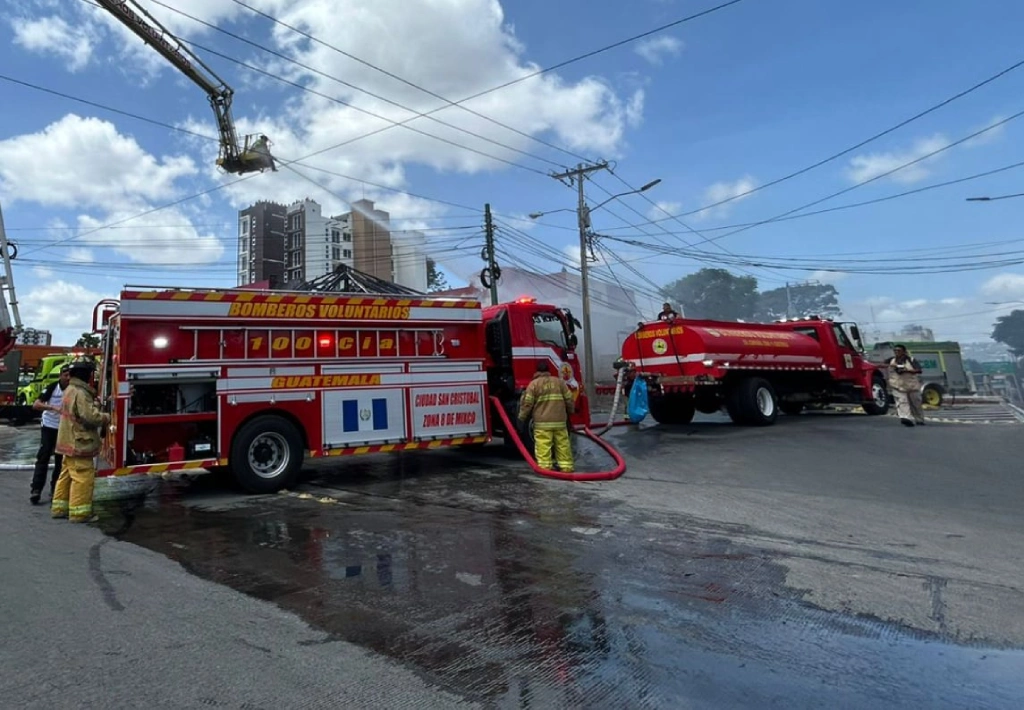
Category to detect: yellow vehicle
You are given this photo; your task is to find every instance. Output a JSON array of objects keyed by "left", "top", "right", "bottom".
[
  {"left": 17, "top": 352, "right": 103, "bottom": 405},
  {"left": 17, "top": 354, "right": 73, "bottom": 405}
]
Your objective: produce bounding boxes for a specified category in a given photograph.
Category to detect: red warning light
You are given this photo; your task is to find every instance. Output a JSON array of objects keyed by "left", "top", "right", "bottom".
[
  {"left": 516, "top": 296, "right": 536, "bottom": 304},
  {"left": 318, "top": 335, "right": 333, "bottom": 348}
]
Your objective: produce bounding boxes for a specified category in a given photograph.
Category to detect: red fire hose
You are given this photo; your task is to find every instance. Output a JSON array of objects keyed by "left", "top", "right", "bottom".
[{"left": 489, "top": 396, "right": 626, "bottom": 481}]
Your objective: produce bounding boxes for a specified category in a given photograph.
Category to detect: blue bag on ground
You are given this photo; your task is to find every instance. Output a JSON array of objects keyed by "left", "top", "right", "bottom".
[{"left": 627, "top": 377, "right": 649, "bottom": 422}]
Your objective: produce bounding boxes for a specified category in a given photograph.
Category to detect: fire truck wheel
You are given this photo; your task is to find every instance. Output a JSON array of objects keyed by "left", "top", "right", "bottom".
[
  {"left": 230, "top": 415, "right": 303, "bottom": 493},
  {"left": 862, "top": 376, "right": 890, "bottom": 416},
  {"left": 501, "top": 401, "right": 534, "bottom": 457},
  {"left": 728, "top": 377, "right": 778, "bottom": 426}
]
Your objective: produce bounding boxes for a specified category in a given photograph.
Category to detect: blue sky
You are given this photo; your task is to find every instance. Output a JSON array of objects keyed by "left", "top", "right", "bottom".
[{"left": 2, "top": 0, "right": 1024, "bottom": 346}]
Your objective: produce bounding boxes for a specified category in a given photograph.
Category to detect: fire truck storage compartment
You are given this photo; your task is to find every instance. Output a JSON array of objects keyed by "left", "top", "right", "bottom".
[{"left": 126, "top": 370, "right": 218, "bottom": 463}]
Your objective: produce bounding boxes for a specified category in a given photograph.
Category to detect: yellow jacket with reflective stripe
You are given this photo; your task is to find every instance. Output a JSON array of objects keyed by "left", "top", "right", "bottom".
[
  {"left": 55, "top": 377, "right": 110, "bottom": 457},
  {"left": 518, "top": 372, "right": 574, "bottom": 429}
]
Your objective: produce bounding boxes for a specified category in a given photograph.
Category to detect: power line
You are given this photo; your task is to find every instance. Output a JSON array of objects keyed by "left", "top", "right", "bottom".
[
  {"left": 602, "top": 157, "right": 1024, "bottom": 238},
  {"left": 226, "top": 0, "right": 748, "bottom": 167},
  {"left": 667, "top": 109, "right": 1024, "bottom": 249},
  {"left": 646, "top": 55, "right": 1024, "bottom": 222},
  {"left": 598, "top": 168, "right": 791, "bottom": 284},
  {"left": 141, "top": 0, "right": 566, "bottom": 171},
  {"left": 178, "top": 38, "right": 549, "bottom": 176}
]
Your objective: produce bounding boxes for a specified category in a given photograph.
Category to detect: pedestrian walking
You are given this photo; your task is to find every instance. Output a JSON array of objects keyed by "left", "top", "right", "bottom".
[
  {"left": 517, "top": 360, "right": 575, "bottom": 472},
  {"left": 887, "top": 344, "right": 926, "bottom": 427},
  {"left": 51, "top": 357, "right": 109, "bottom": 523},
  {"left": 29, "top": 364, "right": 70, "bottom": 505}
]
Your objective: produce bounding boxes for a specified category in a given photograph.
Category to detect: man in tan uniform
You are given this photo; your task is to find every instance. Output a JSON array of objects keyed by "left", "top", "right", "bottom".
[
  {"left": 887, "top": 344, "right": 925, "bottom": 427},
  {"left": 518, "top": 361, "right": 575, "bottom": 472},
  {"left": 51, "top": 357, "right": 110, "bottom": 523}
]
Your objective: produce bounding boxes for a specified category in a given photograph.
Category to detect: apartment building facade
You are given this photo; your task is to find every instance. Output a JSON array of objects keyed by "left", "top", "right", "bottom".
[{"left": 237, "top": 198, "right": 425, "bottom": 290}]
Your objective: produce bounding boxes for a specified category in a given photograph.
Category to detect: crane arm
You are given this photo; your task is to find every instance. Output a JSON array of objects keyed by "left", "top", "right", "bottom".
[{"left": 94, "top": 0, "right": 276, "bottom": 175}]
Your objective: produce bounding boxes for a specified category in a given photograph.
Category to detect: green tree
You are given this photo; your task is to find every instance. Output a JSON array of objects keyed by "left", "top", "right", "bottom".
[
  {"left": 75, "top": 332, "right": 100, "bottom": 348},
  {"left": 426, "top": 258, "right": 449, "bottom": 293},
  {"left": 663, "top": 268, "right": 758, "bottom": 321},
  {"left": 992, "top": 310, "right": 1024, "bottom": 356},
  {"left": 756, "top": 283, "right": 842, "bottom": 321}
]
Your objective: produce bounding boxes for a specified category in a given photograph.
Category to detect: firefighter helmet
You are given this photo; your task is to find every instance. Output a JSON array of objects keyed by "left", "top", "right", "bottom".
[{"left": 67, "top": 354, "right": 97, "bottom": 380}]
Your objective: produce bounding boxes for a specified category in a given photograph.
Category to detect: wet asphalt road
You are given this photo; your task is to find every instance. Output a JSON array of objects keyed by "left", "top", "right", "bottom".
[{"left": 1, "top": 409, "right": 1023, "bottom": 709}]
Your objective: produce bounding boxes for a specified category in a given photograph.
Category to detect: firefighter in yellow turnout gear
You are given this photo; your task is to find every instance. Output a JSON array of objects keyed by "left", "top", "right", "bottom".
[
  {"left": 518, "top": 360, "right": 575, "bottom": 472},
  {"left": 51, "top": 358, "right": 110, "bottom": 523}
]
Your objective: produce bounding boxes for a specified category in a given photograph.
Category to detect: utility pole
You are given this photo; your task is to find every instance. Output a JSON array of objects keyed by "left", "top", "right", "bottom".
[
  {"left": 550, "top": 161, "right": 608, "bottom": 402},
  {"left": 482, "top": 203, "right": 499, "bottom": 306},
  {"left": 785, "top": 282, "right": 793, "bottom": 319}
]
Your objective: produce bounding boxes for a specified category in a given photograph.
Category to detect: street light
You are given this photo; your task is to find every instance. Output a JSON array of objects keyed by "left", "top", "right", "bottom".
[
  {"left": 527, "top": 208, "right": 574, "bottom": 220},
  {"left": 529, "top": 177, "right": 661, "bottom": 404}
]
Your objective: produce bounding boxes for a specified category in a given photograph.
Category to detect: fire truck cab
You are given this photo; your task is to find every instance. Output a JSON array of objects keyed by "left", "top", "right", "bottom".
[{"left": 91, "top": 288, "right": 588, "bottom": 493}]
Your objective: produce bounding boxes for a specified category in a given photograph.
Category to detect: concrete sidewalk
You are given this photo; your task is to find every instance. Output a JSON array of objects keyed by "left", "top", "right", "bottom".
[{"left": 0, "top": 473, "right": 475, "bottom": 709}]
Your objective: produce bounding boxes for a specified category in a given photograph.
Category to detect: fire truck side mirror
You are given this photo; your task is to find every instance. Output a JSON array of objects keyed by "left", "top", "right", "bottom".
[{"left": 567, "top": 333, "right": 578, "bottom": 349}]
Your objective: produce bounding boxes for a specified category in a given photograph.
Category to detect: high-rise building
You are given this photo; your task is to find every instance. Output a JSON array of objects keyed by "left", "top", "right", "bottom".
[
  {"left": 282, "top": 199, "right": 353, "bottom": 285},
  {"left": 237, "top": 201, "right": 286, "bottom": 287},
  {"left": 350, "top": 199, "right": 392, "bottom": 282},
  {"left": 237, "top": 198, "right": 425, "bottom": 290},
  {"left": 17, "top": 328, "right": 52, "bottom": 346}
]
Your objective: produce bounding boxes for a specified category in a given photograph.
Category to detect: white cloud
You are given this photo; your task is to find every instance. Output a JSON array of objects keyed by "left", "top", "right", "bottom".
[
  {"left": 846, "top": 134, "right": 949, "bottom": 185},
  {"left": 67, "top": 247, "right": 95, "bottom": 263},
  {"left": 980, "top": 272, "right": 1024, "bottom": 299},
  {"left": 10, "top": 15, "right": 93, "bottom": 71},
  {"left": 563, "top": 244, "right": 606, "bottom": 268},
  {"left": 0, "top": 114, "right": 197, "bottom": 209},
  {"left": 625, "top": 89, "right": 645, "bottom": 128},
  {"left": 964, "top": 115, "right": 1007, "bottom": 148},
  {"left": 696, "top": 176, "right": 758, "bottom": 219},
  {"left": 646, "top": 201, "right": 682, "bottom": 221},
  {"left": 807, "top": 270, "right": 847, "bottom": 285},
  {"left": 20, "top": 279, "right": 113, "bottom": 345},
  {"left": 845, "top": 285, "right": 1024, "bottom": 343},
  {"left": 634, "top": 36, "right": 684, "bottom": 65},
  {"left": 76, "top": 207, "right": 225, "bottom": 266}
]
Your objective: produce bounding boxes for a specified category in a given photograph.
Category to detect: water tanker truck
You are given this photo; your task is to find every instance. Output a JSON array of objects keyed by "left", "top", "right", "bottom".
[{"left": 619, "top": 316, "right": 890, "bottom": 426}]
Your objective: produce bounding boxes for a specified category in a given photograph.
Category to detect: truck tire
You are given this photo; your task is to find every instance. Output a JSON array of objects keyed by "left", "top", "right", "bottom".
[
  {"left": 727, "top": 377, "right": 778, "bottom": 426},
  {"left": 230, "top": 415, "right": 303, "bottom": 494},
  {"left": 780, "top": 402, "right": 804, "bottom": 416},
  {"left": 862, "top": 376, "right": 890, "bottom": 416},
  {"left": 501, "top": 400, "right": 534, "bottom": 457},
  {"left": 649, "top": 394, "right": 695, "bottom": 425},
  {"left": 922, "top": 383, "right": 944, "bottom": 407}
]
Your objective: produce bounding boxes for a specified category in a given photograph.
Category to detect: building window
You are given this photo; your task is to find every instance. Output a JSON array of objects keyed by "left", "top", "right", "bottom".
[
  {"left": 343, "top": 233, "right": 351, "bottom": 242},
  {"left": 343, "top": 249, "right": 351, "bottom": 258}
]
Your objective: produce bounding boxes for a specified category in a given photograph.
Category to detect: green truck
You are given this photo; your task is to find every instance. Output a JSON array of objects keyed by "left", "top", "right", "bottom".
[{"left": 16, "top": 353, "right": 76, "bottom": 406}]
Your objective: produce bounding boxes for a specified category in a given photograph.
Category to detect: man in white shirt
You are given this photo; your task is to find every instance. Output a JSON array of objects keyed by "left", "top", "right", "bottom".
[{"left": 30, "top": 365, "right": 70, "bottom": 505}]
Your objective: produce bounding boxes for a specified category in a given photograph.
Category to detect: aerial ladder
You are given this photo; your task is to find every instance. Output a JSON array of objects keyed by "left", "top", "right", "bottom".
[
  {"left": 0, "top": 202, "right": 21, "bottom": 359},
  {"left": 95, "top": 0, "right": 277, "bottom": 175}
]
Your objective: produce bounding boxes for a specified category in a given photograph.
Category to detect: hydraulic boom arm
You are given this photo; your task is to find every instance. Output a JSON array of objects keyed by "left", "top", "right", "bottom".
[{"left": 95, "top": 0, "right": 276, "bottom": 175}]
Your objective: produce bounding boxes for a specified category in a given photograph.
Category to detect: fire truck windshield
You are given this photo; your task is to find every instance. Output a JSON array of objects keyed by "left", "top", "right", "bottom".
[{"left": 533, "top": 311, "right": 568, "bottom": 350}]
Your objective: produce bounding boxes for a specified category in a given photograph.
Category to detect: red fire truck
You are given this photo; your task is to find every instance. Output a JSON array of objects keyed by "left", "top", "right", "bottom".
[
  {"left": 619, "top": 316, "right": 890, "bottom": 426},
  {"left": 91, "top": 287, "right": 590, "bottom": 492}
]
